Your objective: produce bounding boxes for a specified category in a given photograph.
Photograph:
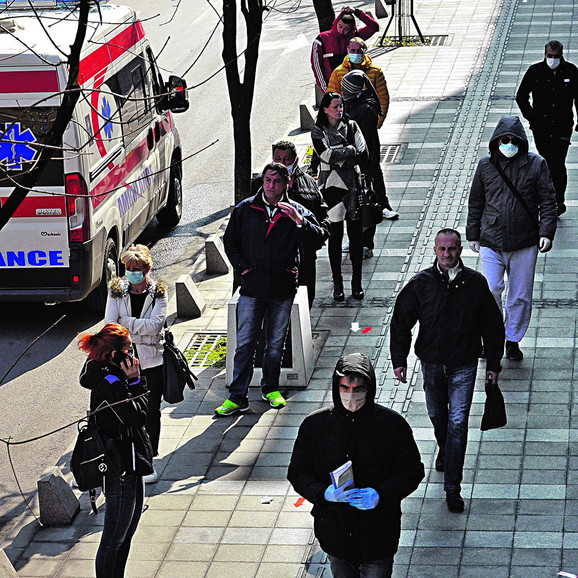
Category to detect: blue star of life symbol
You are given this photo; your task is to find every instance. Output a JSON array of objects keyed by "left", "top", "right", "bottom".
[
  {"left": 0, "top": 123, "right": 37, "bottom": 171},
  {"left": 101, "top": 97, "right": 113, "bottom": 139}
]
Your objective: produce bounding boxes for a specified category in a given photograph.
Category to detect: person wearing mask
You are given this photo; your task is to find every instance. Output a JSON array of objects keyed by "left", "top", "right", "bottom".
[
  {"left": 252, "top": 140, "right": 330, "bottom": 307},
  {"left": 78, "top": 323, "right": 153, "bottom": 577},
  {"left": 311, "top": 7, "right": 379, "bottom": 94},
  {"left": 288, "top": 352, "right": 424, "bottom": 578},
  {"left": 105, "top": 244, "right": 167, "bottom": 483},
  {"left": 516, "top": 40, "right": 578, "bottom": 216},
  {"left": 467, "top": 116, "right": 557, "bottom": 361},
  {"left": 312, "top": 92, "right": 367, "bottom": 301}
]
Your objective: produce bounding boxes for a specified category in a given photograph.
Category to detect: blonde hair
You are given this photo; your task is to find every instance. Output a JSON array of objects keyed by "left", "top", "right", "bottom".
[{"left": 121, "top": 244, "right": 152, "bottom": 270}]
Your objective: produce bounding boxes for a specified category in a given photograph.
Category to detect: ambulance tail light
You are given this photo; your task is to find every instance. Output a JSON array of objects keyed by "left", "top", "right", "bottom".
[{"left": 66, "top": 173, "right": 90, "bottom": 243}]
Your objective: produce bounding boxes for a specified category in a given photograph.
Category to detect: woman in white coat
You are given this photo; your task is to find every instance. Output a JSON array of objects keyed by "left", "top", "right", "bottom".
[{"left": 105, "top": 244, "right": 167, "bottom": 483}]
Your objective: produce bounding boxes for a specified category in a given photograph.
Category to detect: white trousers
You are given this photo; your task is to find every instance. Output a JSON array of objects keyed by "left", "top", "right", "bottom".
[{"left": 479, "top": 245, "right": 539, "bottom": 343}]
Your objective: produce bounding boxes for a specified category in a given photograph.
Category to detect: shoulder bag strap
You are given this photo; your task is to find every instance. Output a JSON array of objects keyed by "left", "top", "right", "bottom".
[{"left": 494, "top": 161, "right": 539, "bottom": 233}]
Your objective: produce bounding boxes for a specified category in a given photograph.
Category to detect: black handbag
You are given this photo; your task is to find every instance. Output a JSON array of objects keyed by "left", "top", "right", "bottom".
[
  {"left": 358, "top": 174, "right": 384, "bottom": 229},
  {"left": 70, "top": 418, "right": 120, "bottom": 513},
  {"left": 163, "top": 324, "right": 197, "bottom": 404},
  {"left": 480, "top": 380, "right": 507, "bottom": 431}
]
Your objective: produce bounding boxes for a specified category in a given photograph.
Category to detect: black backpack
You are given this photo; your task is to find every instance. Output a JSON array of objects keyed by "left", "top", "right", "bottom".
[{"left": 70, "top": 417, "right": 120, "bottom": 514}]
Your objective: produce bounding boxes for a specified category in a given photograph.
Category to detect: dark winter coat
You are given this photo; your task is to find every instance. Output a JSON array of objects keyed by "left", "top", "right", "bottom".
[
  {"left": 223, "top": 191, "right": 325, "bottom": 299},
  {"left": 390, "top": 259, "right": 505, "bottom": 373},
  {"left": 80, "top": 360, "right": 154, "bottom": 477},
  {"left": 287, "top": 353, "right": 424, "bottom": 563},
  {"left": 466, "top": 115, "right": 557, "bottom": 252},
  {"left": 516, "top": 57, "right": 578, "bottom": 137}
]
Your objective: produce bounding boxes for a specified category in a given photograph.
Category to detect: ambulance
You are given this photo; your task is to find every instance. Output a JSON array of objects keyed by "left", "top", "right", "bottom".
[{"left": 0, "top": 0, "right": 189, "bottom": 310}]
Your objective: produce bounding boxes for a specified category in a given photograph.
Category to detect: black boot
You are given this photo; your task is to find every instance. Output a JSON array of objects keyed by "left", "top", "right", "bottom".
[
  {"left": 351, "top": 276, "right": 364, "bottom": 300},
  {"left": 333, "top": 277, "right": 344, "bottom": 302}
]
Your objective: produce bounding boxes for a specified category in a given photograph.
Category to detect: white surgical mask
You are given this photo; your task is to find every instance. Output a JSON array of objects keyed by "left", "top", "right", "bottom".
[
  {"left": 285, "top": 161, "right": 296, "bottom": 177},
  {"left": 546, "top": 57, "right": 560, "bottom": 70},
  {"left": 499, "top": 143, "right": 518, "bottom": 158},
  {"left": 340, "top": 391, "right": 366, "bottom": 412},
  {"left": 348, "top": 53, "right": 363, "bottom": 64}
]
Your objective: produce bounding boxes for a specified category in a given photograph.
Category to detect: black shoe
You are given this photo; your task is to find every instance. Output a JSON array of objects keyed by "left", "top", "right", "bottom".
[
  {"left": 557, "top": 203, "right": 567, "bottom": 216},
  {"left": 446, "top": 491, "right": 465, "bottom": 513},
  {"left": 435, "top": 451, "right": 444, "bottom": 472},
  {"left": 351, "top": 277, "right": 364, "bottom": 300},
  {"left": 333, "top": 279, "right": 344, "bottom": 302},
  {"left": 505, "top": 340, "right": 523, "bottom": 361}
]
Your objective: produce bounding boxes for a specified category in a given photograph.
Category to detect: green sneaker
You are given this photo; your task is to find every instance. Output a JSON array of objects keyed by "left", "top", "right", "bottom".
[
  {"left": 261, "top": 391, "right": 286, "bottom": 409},
  {"left": 214, "top": 398, "right": 249, "bottom": 416}
]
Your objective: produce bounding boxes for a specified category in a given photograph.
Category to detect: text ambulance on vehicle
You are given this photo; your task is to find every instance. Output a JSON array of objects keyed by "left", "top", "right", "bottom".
[{"left": 0, "top": 0, "right": 189, "bottom": 310}]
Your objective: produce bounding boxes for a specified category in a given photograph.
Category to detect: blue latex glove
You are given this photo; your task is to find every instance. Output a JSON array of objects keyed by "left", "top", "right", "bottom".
[
  {"left": 324, "top": 480, "right": 353, "bottom": 503},
  {"left": 345, "top": 487, "right": 380, "bottom": 510}
]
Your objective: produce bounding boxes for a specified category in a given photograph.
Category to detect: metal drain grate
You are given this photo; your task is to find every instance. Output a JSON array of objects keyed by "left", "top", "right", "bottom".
[
  {"left": 380, "top": 144, "right": 401, "bottom": 163},
  {"left": 183, "top": 332, "right": 227, "bottom": 369}
]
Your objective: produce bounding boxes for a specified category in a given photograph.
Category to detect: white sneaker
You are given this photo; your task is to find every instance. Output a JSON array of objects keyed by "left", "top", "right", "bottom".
[
  {"left": 342, "top": 240, "right": 349, "bottom": 252},
  {"left": 144, "top": 469, "right": 158, "bottom": 484},
  {"left": 383, "top": 208, "right": 400, "bottom": 220}
]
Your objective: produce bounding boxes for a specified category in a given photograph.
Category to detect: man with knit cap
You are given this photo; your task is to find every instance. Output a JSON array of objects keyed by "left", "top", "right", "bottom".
[
  {"left": 288, "top": 352, "right": 424, "bottom": 577},
  {"left": 328, "top": 37, "right": 389, "bottom": 129}
]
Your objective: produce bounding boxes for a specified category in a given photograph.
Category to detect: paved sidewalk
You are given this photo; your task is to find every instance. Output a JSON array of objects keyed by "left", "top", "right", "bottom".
[{"left": 5, "top": 0, "right": 578, "bottom": 576}]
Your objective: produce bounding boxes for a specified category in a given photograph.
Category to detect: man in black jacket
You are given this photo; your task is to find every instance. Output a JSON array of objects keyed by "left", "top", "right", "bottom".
[
  {"left": 252, "top": 140, "right": 329, "bottom": 307},
  {"left": 390, "top": 229, "right": 504, "bottom": 513},
  {"left": 217, "top": 163, "right": 325, "bottom": 416},
  {"left": 288, "top": 352, "right": 424, "bottom": 578},
  {"left": 516, "top": 40, "right": 578, "bottom": 216}
]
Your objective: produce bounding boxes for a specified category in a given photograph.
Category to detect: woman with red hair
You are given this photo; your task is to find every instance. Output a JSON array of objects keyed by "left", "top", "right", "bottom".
[{"left": 78, "top": 323, "right": 153, "bottom": 578}]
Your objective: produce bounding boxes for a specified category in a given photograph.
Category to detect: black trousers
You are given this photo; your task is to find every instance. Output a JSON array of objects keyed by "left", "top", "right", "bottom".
[
  {"left": 328, "top": 219, "right": 363, "bottom": 284},
  {"left": 142, "top": 365, "right": 164, "bottom": 457},
  {"left": 532, "top": 131, "right": 571, "bottom": 205}
]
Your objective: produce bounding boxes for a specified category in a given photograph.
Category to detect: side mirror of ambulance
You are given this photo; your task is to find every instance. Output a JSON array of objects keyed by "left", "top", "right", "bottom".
[{"left": 165, "top": 75, "right": 189, "bottom": 113}]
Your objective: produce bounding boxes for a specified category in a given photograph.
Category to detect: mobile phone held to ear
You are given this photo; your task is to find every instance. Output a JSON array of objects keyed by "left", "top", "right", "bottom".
[{"left": 112, "top": 351, "right": 133, "bottom": 366}]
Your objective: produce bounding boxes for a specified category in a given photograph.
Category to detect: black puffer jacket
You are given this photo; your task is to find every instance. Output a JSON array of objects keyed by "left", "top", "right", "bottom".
[
  {"left": 287, "top": 353, "right": 424, "bottom": 563},
  {"left": 224, "top": 191, "right": 325, "bottom": 298},
  {"left": 80, "top": 360, "right": 154, "bottom": 477},
  {"left": 466, "top": 115, "right": 557, "bottom": 252},
  {"left": 390, "top": 259, "right": 505, "bottom": 373},
  {"left": 516, "top": 57, "right": 578, "bottom": 137}
]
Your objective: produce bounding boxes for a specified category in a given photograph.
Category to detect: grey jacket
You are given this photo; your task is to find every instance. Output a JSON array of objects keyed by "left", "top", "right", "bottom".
[{"left": 466, "top": 115, "right": 557, "bottom": 252}]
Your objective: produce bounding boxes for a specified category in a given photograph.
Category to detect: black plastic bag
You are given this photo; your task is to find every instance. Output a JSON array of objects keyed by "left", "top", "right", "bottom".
[
  {"left": 163, "top": 327, "right": 197, "bottom": 404},
  {"left": 480, "top": 381, "right": 507, "bottom": 431}
]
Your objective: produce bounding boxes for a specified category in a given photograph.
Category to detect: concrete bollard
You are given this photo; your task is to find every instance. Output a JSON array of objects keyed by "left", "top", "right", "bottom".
[
  {"left": 0, "top": 549, "right": 17, "bottom": 577},
  {"left": 205, "top": 234, "right": 230, "bottom": 275},
  {"left": 226, "top": 286, "right": 313, "bottom": 388},
  {"left": 300, "top": 103, "right": 316, "bottom": 131},
  {"left": 176, "top": 274, "right": 206, "bottom": 318},
  {"left": 37, "top": 467, "right": 80, "bottom": 526}
]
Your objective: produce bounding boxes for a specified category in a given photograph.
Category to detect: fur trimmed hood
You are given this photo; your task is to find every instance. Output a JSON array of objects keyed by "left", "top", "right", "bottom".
[{"left": 108, "top": 277, "right": 167, "bottom": 299}]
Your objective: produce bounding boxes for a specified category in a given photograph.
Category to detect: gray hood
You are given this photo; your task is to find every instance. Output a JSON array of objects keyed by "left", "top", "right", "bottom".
[{"left": 489, "top": 115, "right": 529, "bottom": 155}]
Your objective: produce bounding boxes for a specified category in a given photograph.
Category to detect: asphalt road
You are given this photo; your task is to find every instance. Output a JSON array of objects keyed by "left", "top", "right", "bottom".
[{"left": 0, "top": 0, "right": 324, "bottom": 541}]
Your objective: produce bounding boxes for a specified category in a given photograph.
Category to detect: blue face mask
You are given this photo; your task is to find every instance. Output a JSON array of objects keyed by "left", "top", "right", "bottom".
[
  {"left": 126, "top": 270, "right": 145, "bottom": 285},
  {"left": 348, "top": 52, "right": 363, "bottom": 64},
  {"left": 499, "top": 143, "right": 518, "bottom": 158}
]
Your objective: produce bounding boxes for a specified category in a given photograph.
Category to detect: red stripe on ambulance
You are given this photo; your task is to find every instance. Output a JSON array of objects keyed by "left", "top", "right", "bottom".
[
  {"left": 79, "top": 21, "right": 145, "bottom": 84},
  {"left": 0, "top": 70, "right": 58, "bottom": 94},
  {"left": 0, "top": 195, "right": 66, "bottom": 218}
]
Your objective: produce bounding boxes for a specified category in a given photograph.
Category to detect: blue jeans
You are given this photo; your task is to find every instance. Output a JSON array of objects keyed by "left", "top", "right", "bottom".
[
  {"left": 228, "top": 294, "right": 293, "bottom": 404},
  {"left": 421, "top": 362, "right": 477, "bottom": 492},
  {"left": 96, "top": 474, "right": 144, "bottom": 578},
  {"left": 328, "top": 554, "right": 394, "bottom": 578}
]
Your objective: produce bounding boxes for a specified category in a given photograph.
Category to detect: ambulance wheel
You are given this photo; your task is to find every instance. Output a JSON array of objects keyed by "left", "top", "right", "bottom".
[
  {"left": 87, "top": 238, "right": 118, "bottom": 313},
  {"left": 157, "top": 165, "right": 182, "bottom": 229}
]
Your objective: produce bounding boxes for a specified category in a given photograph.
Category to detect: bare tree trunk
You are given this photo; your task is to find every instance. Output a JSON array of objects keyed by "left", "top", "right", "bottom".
[
  {"left": 222, "top": 0, "right": 265, "bottom": 205},
  {"left": 313, "top": 0, "right": 335, "bottom": 32},
  {"left": 0, "top": 0, "right": 91, "bottom": 232}
]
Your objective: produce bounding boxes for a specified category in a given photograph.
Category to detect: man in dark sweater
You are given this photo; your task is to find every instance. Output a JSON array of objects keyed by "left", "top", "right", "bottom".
[{"left": 390, "top": 228, "right": 505, "bottom": 513}]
